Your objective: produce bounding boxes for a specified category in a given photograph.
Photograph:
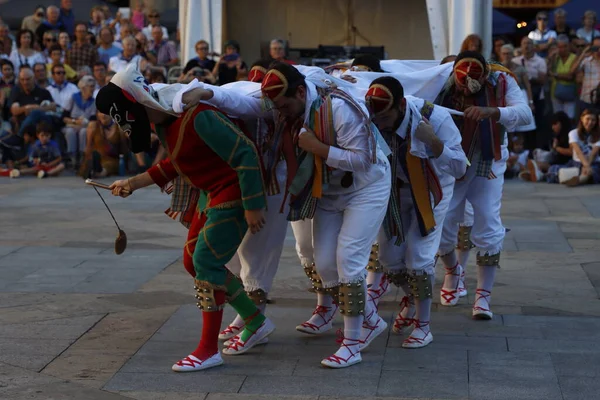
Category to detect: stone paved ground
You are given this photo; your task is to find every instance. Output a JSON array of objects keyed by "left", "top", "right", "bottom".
[{"left": 1, "top": 176, "right": 600, "bottom": 400}]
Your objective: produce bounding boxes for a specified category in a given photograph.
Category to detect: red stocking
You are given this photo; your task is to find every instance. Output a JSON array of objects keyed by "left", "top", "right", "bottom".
[
  {"left": 182, "top": 210, "right": 207, "bottom": 278},
  {"left": 191, "top": 290, "right": 226, "bottom": 360}
]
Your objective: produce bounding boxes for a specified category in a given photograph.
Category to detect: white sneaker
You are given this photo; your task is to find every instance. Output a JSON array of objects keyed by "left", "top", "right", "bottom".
[
  {"left": 222, "top": 318, "right": 275, "bottom": 355},
  {"left": 359, "top": 316, "right": 388, "bottom": 351},
  {"left": 9, "top": 169, "right": 20, "bottom": 178},
  {"left": 171, "top": 352, "right": 223, "bottom": 372}
]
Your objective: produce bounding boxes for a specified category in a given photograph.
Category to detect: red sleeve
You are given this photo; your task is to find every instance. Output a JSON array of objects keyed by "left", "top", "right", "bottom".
[{"left": 147, "top": 158, "right": 178, "bottom": 188}]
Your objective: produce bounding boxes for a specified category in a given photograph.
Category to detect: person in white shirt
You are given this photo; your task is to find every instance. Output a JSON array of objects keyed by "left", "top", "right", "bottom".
[
  {"left": 435, "top": 51, "right": 533, "bottom": 321},
  {"left": 10, "top": 29, "right": 45, "bottom": 71},
  {"left": 108, "top": 37, "right": 141, "bottom": 73},
  {"left": 364, "top": 77, "right": 467, "bottom": 349},
  {"left": 46, "top": 63, "right": 78, "bottom": 110},
  {"left": 560, "top": 109, "right": 600, "bottom": 186},
  {"left": 141, "top": 9, "right": 168, "bottom": 42},
  {"left": 183, "top": 61, "right": 392, "bottom": 369},
  {"left": 576, "top": 10, "right": 600, "bottom": 44},
  {"left": 527, "top": 11, "right": 557, "bottom": 57}
]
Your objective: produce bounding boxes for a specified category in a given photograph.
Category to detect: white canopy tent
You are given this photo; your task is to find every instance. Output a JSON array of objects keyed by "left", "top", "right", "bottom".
[{"left": 178, "top": 0, "right": 493, "bottom": 66}]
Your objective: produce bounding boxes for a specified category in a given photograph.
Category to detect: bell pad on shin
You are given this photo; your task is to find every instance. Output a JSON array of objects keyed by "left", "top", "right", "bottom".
[
  {"left": 194, "top": 280, "right": 224, "bottom": 312},
  {"left": 476, "top": 252, "right": 500, "bottom": 267},
  {"left": 247, "top": 289, "right": 267, "bottom": 306},
  {"left": 387, "top": 270, "right": 409, "bottom": 287},
  {"left": 303, "top": 263, "right": 326, "bottom": 292},
  {"left": 338, "top": 281, "right": 365, "bottom": 316},
  {"left": 366, "top": 244, "right": 383, "bottom": 273},
  {"left": 408, "top": 274, "right": 433, "bottom": 300},
  {"left": 325, "top": 285, "right": 340, "bottom": 304},
  {"left": 456, "top": 226, "right": 475, "bottom": 251}
]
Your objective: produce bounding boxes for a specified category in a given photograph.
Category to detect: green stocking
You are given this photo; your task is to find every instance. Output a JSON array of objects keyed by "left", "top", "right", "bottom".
[{"left": 225, "top": 276, "right": 266, "bottom": 342}]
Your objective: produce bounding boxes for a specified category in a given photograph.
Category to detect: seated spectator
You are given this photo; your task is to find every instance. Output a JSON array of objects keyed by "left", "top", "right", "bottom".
[
  {"left": 8, "top": 67, "right": 57, "bottom": 138},
  {"left": 10, "top": 121, "right": 65, "bottom": 178},
  {"left": 460, "top": 34, "right": 483, "bottom": 53},
  {"left": 35, "top": 6, "right": 66, "bottom": 50},
  {"left": 213, "top": 40, "right": 247, "bottom": 85},
  {"left": 0, "top": 24, "right": 13, "bottom": 58},
  {"left": 134, "top": 132, "right": 166, "bottom": 173},
  {"left": 142, "top": 9, "right": 168, "bottom": 41},
  {"left": 576, "top": 11, "right": 600, "bottom": 44},
  {"left": 269, "top": 39, "right": 295, "bottom": 64},
  {"left": 506, "top": 134, "right": 530, "bottom": 179},
  {"left": 33, "top": 62, "right": 49, "bottom": 89},
  {"left": 79, "top": 111, "right": 127, "bottom": 178},
  {"left": 10, "top": 29, "right": 45, "bottom": 71},
  {"left": 135, "top": 32, "right": 150, "bottom": 62},
  {"left": 180, "top": 40, "right": 217, "bottom": 83},
  {"left": 146, "top": 25, "right": 178, "bottom": 68},
  {"left": 0, "top": 59, "right": 16, "bottom": 123},
  {"left": 571, "top": 38, "right": 600, "bottom": 112},
  {"left": 105, "top": 70, "right": 116, "bottom": 85},
  {"left": 546, "top": 109, "right": 600, "bottom": 186},
  {"left": 109, "top": 37, "right": 141, "bottom": 73},
  {"left": 59, "top": 0, "right": 75, "bottom": 36},
  {"left": 62, "top": 75, "right": 96, "bottom": 168},
  {"left": 0, "top": 128, "right": 35, "bottom": 174},
  {"left": 58, "top": 32, "right": 70, "bottom": 58},
  {"left": 21, "top": 6, "right": 46, "bottom": 35},
  {"left": 114, "top": 23, "right": 134, "bottom": 49},
  {"left": 524, "top": 111, "right": 573, "bottom": 182},
  {"left": 67, "top": 23, "right": 99, "bottom": 71},
  {"left": 47, "top": 64, "right": 78, "bottom": 110},
  {"left": 46, "top": 44, "right": 77, "bottom": 82},
  {"left": 42, "top": 31, "right": 59, "bottom": 62},
  {"left": 148, "top": 69, "right": 166, "bottom": 83},
  {"left": 92, "top": 61, "right": 107, "bottom": 96},
  {"left": 549, "top": 35, "right": 577, "bottom": 119},
  {"left": 528, "top": 11, "right": 557, "bottom": 57},
  {"left": 97, "top": 27, "right": 121, "bottom": 66},
  {"left": 88, "top": 6, "right": 107, "bottom": 38}
]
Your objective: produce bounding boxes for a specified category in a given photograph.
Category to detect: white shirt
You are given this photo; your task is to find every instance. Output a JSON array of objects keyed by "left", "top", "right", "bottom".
[
  {"left": 9, "top": 49, "right": 45, "bottom": 71},
  {"left": 568, "top": 129, "right": 600, "bottom": 163},
  {"left": 496, "top": 72, "right": 535, "bottom": 133},
  {"left": 513, "top": 54, "right": 547, "bottom": 81},
  {"left": 47, "top": 82, "right": 78, "bottom": 110},
  {"left": 142, "top": 24, "right": 169, "bottom": 41},
  {"left": 528, "top": 28, "right": 557, "bottom": 43},
  {"left": 576, "top": 28, "right": 600, "bottom": 44},
  {"left": 108, "top": 54, "right": 141, "bottom": 74}
]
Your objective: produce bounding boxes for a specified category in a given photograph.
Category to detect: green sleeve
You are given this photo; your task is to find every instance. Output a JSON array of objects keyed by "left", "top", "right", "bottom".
[{"left": 193, "top": 110, "right": 266, "bottom": 210}]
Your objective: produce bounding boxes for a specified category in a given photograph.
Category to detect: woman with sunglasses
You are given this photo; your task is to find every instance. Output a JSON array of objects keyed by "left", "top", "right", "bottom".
[
  {"left": 527, "top": 11, "right": 557, "bottom": 58},
  {"left": 9, "top": 29, "right": 45, "bottom": 71},
  {"left": 21, "top": 5, "right": 46, "bottom": 35}
]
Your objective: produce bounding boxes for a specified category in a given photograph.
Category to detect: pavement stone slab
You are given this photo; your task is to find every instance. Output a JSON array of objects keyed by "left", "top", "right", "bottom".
[
  {"left": 387, "top": 334, "right": 508, "bottom": 352},
  {"left": 551, "top": 353, "right": 600, "bottom": 378},
  {"left": 558, "top": 376, "right": 600, "bottom": 400},
  {"left": 104, "top": 372, "right": 246, "bottom": 393},
  {"left": 240, "top": 375, "right": 379, "bottom": 397},
  {"left": 382, "top": 347, "right": 467, "bottom": 372},
  {"left": 507, "top": 338, "right": 600, "bottom": 354},
  {"left": 377, "top": 370, "right": 468, "bottom": 399}
]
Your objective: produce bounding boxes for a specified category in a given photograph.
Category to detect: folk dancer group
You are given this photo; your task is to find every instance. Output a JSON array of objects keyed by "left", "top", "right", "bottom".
[{"left": 98, "top": 49, "right": 532, "bottom": 371}]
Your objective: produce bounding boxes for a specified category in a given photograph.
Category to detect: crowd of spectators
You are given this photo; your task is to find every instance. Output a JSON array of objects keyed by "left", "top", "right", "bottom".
[{"left": 0, "top": 3, "right": 598, "bottom": 187}]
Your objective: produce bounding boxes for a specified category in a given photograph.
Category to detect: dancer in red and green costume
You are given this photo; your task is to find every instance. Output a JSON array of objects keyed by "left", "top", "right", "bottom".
[{"left": 97, "top": 66, "right": 275, "bottom": 373}]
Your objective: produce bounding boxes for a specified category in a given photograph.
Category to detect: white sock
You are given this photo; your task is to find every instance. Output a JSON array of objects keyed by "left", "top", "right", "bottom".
[
  {"left": 457, "top": 248, "right": 471, "bottom": 270},
  {"left": 475, "top": 265, "right": 497, "bottom": 309},
  {"left": 367, "top": 271, "right": 383, "bottom": 291},
  {"left": 330, "top": 315, "right": 363, "bottom": 361},
  {"left": 411, "top": 297, "right": 432, "bottom": 339},
  {"left": 440, "top": 250, "right": 458, "bottom": 269},
  {"left": 227, "top": 314, "right": 245, "bottom": 330},
  {"left": 304, "top": 293, "right": 336, "bottom": 327},
  {"left": 363, "top": 291, "right": 380, "bottom": 326},
  {"left": 442, "top": 262, "right": 461, "bottom": 291}
]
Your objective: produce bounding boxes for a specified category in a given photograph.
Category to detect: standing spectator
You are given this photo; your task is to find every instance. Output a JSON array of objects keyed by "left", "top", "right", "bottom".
[
  {"left": 46, "top": 64, "right": 78, "bottom": 111},
  {"left": 42, "top": 31, "right": 59, "bottom": 62},
  {"left": 114, "top": 23, "right": 134, "bottom": 49},
  {"left": 35, "top": 6, "right": 66, "bottom": 50},
  {"left": 46, "top": 44, "right": 77, "bottom": 82},
  {"left": 146, "top": 26, "right": 178, "bottom": 68},
  {"left": 528, "top": 11, "right": 557, "bottom": 58},
  {"left": 576, "top": 11, "right": 600, "bottom": 44},
  {"left": 33, "top": 62, "right": 49, "bottom": 89},
  {"left": 180, "top": 40, "right": 216, "bottom": 83},
  {"left": 59, "top": 0, "right": 75, "bottom": 37},
  {"left": 10, "top": 29, "right": 45, "bottom": 71},
  {"left": 97, "top": 27, "right": 121, "bottom": 65},
  {"left": 62, "top": 75, "right": 96, "bottom": 167},
  {"left": 549, "top": 35, "right": 577, "bottom": 119},
  {"left": 67, "top": 23, "right": 98, "bottom": 71},
  {"left": 515, "top": 37, "right": 548, "bottom": 150},
  {"left": 552, "top": 8, "right": 577, "bottom": 42},
  {"left": 108, "top": 37, "right": 141, "bottom": 73},
  {"left": 131, "top": 0, "right": 146, "bottom": 31},
  {"left": 460, "top": 34, "right": 483, "bottom": 53},
  {"left": 21, "top": 6, "right": 46, "bottom": 35},
  {"left": 570, "top": 38, "right": 600, "bottom": 112},
  {"left": 212, "top": 40, "right": 247, "bottom": 85},
  {"left": 0, "top": 24, "right": 13, "bottom": 58},
  {"left": 92, "top": 61, "right": 107, "bottom": 95},
  {"left": 88, "top": 6, "right": 106, "bottom": 38},
  {"left": 8, "top": 66, "right": 56, "bottom": 135},
  {"left": 490, "top": 36, "right": 506, "bottom": 62},
  {"left": 269, "top": 39, "right": 295, "bottom": 64},
  {"left": 142, "top": 10, "right": 168, "bottom": 41}
]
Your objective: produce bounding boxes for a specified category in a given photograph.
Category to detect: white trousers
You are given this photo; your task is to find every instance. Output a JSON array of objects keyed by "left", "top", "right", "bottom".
[
  {"left": 378, "top": 185, "right": 453, "bottom": 275},
  {"left": 460, "top": 200, "right": 474, "bottom": 227},
  {"left": 438, "top": 164, "right": 505, "bottom": 256},
  {"left": 290, "top": 219, "right": 314, "bottom": 266},
  {"left": 226, "top": 162, "right": 289, "bottom": 293},
  {"left": 313, "top": 169, "right": 391, "bottom": 287}
]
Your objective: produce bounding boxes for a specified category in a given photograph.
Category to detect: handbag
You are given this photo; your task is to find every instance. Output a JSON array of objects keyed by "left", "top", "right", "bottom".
[
  {"left": 558, "top": 167, "right": 579, "bottom": 183},
  {"left": 554, "top": 82, "right": 577, "bottom": 102}
]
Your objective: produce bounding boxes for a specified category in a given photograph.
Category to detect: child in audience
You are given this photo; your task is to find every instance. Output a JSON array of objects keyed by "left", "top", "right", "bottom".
[
  {"left": 506, "top": 133, "right": 530, "bottom": 179},
  {"left": 10, "top": 121, "right": 65, "bottom": 178}
]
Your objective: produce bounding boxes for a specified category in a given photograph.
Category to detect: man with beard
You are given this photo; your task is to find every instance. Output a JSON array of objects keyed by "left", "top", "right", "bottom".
[
  {"left": 99, "top": 65, "right": 274, "bottom": 372},
  {"left": 434, "top": 51, "right": 533, "bottom": 319},
  {"left": 364, "top": 77, "right": 467, "bottom": 348}
]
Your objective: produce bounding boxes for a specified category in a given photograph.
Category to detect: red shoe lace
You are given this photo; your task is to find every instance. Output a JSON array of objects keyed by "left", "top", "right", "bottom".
[
  {"left": 441, "top": 263, "right": 460, "bottom": 303},
  {"left": 403, "top": 320, "right": 431, "bottom": 345},
  {"left": 325, "top": 329, "right": 361, "bottom": 365},
  {"left": 473, "top": 288, "right": 491, "bottom": 312},
  {"left": 393, "top": 296, "right": 415, "bottom": 330},
  {"left": 176, "top": 355, "right": 206, "bottom": 368},
  {"left": 300, "top": 305, "right": 336, "bottom": 331},
  {"left": 225, "top": 322, "right": 262, "bottom": 352},
  {"left": 220, "top": 324, "right": 242, "bottom": 335}
]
